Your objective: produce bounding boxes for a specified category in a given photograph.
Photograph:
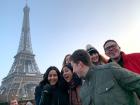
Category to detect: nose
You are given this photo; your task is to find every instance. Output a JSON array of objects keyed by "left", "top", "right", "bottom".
[
  {"left": 108, "top": 47, "right": 114, "bottom": 51},
  {"left": 63, "top": 72, "right": 67, "bottom": 76}
]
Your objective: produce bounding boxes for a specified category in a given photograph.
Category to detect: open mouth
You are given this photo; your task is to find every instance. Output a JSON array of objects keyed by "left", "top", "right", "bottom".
[{"left": 64, "top": 75, "right": 71, "bottom": 82}]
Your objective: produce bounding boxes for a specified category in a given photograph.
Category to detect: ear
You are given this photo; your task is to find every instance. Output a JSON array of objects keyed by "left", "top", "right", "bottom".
[{"left": 79, "top": 61, "right": 84, "bottom": 68}]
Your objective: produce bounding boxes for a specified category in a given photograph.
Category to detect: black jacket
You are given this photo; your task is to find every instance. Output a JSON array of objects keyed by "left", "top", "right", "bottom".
[
  {"left": 35, "top": 85, "right": 44, "bottom": 105},
  {"left": 39, "top": 83, "right": 69, "bottom": 105}
]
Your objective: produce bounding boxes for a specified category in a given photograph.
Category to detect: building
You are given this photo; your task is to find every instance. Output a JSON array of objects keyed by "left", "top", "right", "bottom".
[{"left": 0, "top": 4, "right": 42, "bottom": 102}]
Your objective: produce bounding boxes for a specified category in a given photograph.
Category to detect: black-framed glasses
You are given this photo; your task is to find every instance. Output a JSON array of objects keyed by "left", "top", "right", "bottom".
[{"left": 104, "top": 44, "right": 117, "bottom": 51}]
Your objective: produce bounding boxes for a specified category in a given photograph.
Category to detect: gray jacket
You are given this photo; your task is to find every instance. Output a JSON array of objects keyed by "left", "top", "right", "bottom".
[{"left": 80, "top": 62, "right": 140, "bottom": 105}]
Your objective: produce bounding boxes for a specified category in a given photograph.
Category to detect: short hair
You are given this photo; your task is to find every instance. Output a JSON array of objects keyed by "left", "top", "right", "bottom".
[
  {"left": 103, "top": 39, "right": 118, "bottom": 48},
  {"left": 9, "top": 97, "right": 18, "bottom": 105},
  {"left": 70, "top": 49, "right": 91, "bottom": 66}
]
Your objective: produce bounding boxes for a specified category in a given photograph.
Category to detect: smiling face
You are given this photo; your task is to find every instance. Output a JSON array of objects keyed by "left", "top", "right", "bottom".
[
  {"left": 48, "top": 70, "right": 58, "bottom": 86},
  {"left": 104, "top": 41, "right": 121, "bottom": 60},
  {"left": 90, "top": 53, "right": 99, "bottom": 63},
  {"left": 62, "top": 66, "right": 73, "bottom": 82}
]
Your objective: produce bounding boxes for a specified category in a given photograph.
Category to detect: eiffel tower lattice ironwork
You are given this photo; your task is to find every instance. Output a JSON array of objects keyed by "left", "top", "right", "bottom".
[{"left": 0, "top": 4, "right": 42, "bottom": 102}]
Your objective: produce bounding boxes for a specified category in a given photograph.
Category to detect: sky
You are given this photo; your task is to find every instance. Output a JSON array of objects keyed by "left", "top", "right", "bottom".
[{"left": 0, "top": 0, "right": 140, "bottom": 85}]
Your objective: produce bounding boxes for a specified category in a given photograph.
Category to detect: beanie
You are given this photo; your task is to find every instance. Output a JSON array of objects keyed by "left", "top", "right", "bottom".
[{"left": 86, "top": 44, "right": 99, "bottom": 55}]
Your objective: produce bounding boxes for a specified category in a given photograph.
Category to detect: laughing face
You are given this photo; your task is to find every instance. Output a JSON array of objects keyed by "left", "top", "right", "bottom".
[
  {"left": 90, "top": 53, "right": 99, "bottom": 63},
  {"left": 62, "top": 66, "right": 73, "bottom": 82}
]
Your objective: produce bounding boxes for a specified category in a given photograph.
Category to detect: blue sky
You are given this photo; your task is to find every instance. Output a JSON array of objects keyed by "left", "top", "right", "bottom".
[{"left": 0, "top": 0, "right": 140, "bottom": 85}]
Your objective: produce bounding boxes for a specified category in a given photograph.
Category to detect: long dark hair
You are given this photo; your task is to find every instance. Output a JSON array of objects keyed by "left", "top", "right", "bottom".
[
  {"left": 61, "top": 63, "right": 82, "bottom": 90},
  {"left": 39, "top": 66, "right": 60, "bottom": 86}
]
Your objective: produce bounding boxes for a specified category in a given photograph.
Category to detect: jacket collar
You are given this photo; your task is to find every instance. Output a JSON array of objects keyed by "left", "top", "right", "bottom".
[
  {"left": 108, "top": 51, "right": 124, "bottom": 67},
  {"left": 83, "top": 66, "right": 94, "bottom": 81}
]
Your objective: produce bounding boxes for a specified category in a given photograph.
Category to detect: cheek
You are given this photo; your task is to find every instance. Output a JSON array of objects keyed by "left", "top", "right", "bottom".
[
  {"left": 53, "top": 75, "right": 58, "bottom": 80},
  {"left": 73, "top": 66, "right": 77, "bottom": 73},
  {"left": 115, "top": 49, "right": 120, "bottom": 54},
  {"left": 47, "top": 77, "right": 52, "bottom": 83},
  {"left": 55, "top": 77, "right": 58, "bottom": 82},
  {"left": 48, "top": 77, "right": 50, "bottom": 81},
  {"left": 105, "top": 51, "right": 111, "bottom": 56}
]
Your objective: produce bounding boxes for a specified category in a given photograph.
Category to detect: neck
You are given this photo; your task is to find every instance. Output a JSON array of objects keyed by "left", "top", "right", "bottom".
[
  {"left": 113, "top": 56, "right": 121, "bottom": 62},
  {"left": 82, "top": 66, "right": 90, "bottom": 78}
]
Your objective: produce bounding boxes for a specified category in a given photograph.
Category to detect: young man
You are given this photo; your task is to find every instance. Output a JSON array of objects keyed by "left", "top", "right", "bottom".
[
  {"left": 103, "top": 39, "right": 140, "bottom": 74},
  {"left": 10, "top": 98, "right": 19, "bottom": 105},
  {"left": 70, "top": 49, "right": 140, "bottom": 105}
]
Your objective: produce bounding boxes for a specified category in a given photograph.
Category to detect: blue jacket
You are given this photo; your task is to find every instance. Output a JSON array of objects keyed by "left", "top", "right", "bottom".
[{"left": 35, "top": 85, "right": 43, "bottom": 105}]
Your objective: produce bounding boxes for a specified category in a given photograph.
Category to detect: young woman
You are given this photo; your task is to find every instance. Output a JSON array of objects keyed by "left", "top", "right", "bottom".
[
  {"left": 61, "top": 63, "right": 82, "bottom": 105},
  {"left": 86, "top": 44, "right": 107, "bottom": 65},
  {"left": 37, "top": 66, "right": 69, "bottom": 105},
  {"left": 62, "top": 54, "right": 71, "bottom": 66}
]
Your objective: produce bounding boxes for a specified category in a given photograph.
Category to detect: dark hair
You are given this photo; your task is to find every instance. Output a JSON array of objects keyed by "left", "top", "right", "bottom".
[
  {"left": 40, "top": 66, "right": 60, "bottom": 86},
  {"left": 103, "top": 39, "right": 118, "bottom": 49},
  {"left": 62, "top": 54, "right": 71, "bottom": 66},
  {"left": 70, "top": 49, "right": 91, "bottom": 66},
  {"left": 86, "top": 45, "right": 99, "bottom": 55},
  {"left": 61, "top": 64, "right": 82, "bottom": 90},
  {"left": 88, "top": 49, "right": 99, "bottom": 56},
  {"left": 61, "top": 63, "right": 73, "bottom": 73}
]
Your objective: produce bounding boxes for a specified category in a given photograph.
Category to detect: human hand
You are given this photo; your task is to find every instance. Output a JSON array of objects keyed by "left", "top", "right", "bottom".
[{"left": 43, "top": 84, "right": 52, "bottom": 93}]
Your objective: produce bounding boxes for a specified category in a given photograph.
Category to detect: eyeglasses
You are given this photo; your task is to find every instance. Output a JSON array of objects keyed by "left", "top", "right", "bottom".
[{"left": 104, "top": 44, "right": 117, "bottom": 51}]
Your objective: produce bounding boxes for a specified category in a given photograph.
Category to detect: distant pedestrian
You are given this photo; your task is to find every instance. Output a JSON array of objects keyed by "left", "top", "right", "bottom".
[
  {"left": 26, "top": 101, "right": 33, "bottom": 105},
  {"left": 10, "top": 98, "right": 18, "bottom": 105}
]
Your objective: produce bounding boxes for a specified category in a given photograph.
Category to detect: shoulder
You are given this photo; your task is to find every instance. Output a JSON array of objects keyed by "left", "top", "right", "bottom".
[
  {"left": 35, "top": 85, "right": 43, "bottom": 93},
  {"left": 121, "top": 51, "right": 140, "bottom": 58},
  {"left": 94, "top": 62, "right": 121, "bottom": 71}
]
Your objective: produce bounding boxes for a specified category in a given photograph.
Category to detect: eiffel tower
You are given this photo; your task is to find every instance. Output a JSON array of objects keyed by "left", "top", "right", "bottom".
[{"left": 0, "top": 4, "right": 42, "bottom": 102}]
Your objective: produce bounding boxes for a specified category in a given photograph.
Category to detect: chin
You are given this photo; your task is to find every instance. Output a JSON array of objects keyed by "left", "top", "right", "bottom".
[
  {"left": 66, "top": 80, "right": 70, "bottom": 82},
  {"left": 50, "top": 83, "right": 57, "bottom": 86}
]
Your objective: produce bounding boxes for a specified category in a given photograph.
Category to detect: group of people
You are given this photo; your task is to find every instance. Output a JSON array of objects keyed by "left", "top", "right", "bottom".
[
  {"left": 35, "top": 57, "right": 82, "bottom": 105},
  {"left": 34, "top": 39, "right": 140, "bottom": 105},
  {"left": 9, "top": 98, "right": 33, "bottom": 105}
]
